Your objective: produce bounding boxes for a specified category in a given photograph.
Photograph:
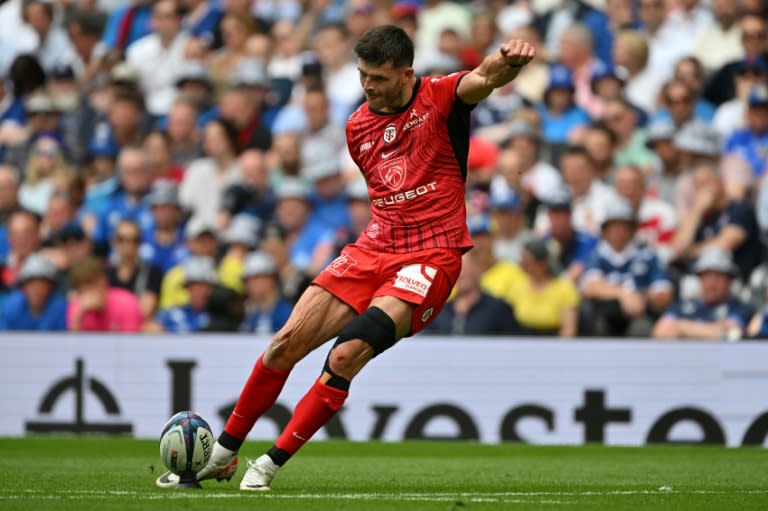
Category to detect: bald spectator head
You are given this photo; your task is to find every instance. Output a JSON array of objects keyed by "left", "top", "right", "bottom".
[
  {"left": 239, "top": 149, "right": 269, "bottom": 190},
  {"left": 167, "top": 99, "right": 199, "bottom": 145},
  {"left": 740, "top": 14, "right": 768, "bottom": 59}
]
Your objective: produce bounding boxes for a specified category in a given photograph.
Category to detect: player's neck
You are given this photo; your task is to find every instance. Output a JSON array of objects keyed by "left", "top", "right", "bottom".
[{"left": 380, "top": 76, "right": 418, "bottom": 113}]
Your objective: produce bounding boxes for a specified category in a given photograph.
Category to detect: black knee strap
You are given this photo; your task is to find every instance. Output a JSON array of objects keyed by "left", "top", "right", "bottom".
[
  {"left": 335, "top": 306, "right": 397, "bottom": 357},
  {"left": 322, "top": 307, "right": 397, "bottom": 391}
]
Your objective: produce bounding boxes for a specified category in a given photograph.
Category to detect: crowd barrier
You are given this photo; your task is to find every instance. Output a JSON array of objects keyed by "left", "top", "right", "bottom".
[{"left": 2, "top": 335, "right": 767, "bottom": 447}]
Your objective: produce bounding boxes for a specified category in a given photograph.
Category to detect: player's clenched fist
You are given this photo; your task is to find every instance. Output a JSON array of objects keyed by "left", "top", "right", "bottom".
[{"left": 500, "top": 40, "right": 536, "bottom": 69}]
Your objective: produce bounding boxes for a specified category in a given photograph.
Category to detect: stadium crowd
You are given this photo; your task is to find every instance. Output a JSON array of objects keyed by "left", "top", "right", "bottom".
[{"left": 0, "top": 0, "right": 767, "bottom": 340}]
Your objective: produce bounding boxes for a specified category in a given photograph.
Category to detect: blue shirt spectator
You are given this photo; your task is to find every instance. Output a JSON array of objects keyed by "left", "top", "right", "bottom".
[
  {"left": 0, "top": 253, "right": 67, "bottom": 331},
  {"left": 663, "top": 298, "right": 753, "bottom": 330},
  {"left": 155, "top": 305, "right": 211, "bottom": 333},
  {"left": 554, "top": 230, "right": 597, "bottom": 273},
  {"left": 101, "top": 4, "right": 153, "bottom": 50},
  {"left": 140, "top": 226, "right": 188, "bottom": 273},
  {"left": 183, "top": 1, "right": 223, "bottom": 45},
  {"left": 242, "top": 300, "right": 293, "bottom": 334},
  {"left": 92, "top": 190, "right": 153, "bottom": 247},
  {"left": 725, "top": 129, "right": 768, "bottom": 178},
  {"left": 584, "top": 241, "right": 671, "bottom": 292},
  {"left": 537, "top": 65, "right": 590, "bottom": 144},
  {"left": 695, "top": 200, "right": 763, "bottom": 279}
]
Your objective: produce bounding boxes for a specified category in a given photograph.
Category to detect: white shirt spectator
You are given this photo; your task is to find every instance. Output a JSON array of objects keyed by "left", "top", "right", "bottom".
[
  {"left": 416, "top": 1, "right": 472, "bottom": 51},
  {"left": 693, "top": 23, "right": 743, "bottom": 74},
  {"left": 535, "top": 180, "right": 617, "bottom": 236},
  {"left": 326, "top": 62, "right": 362, "bottom": 126},
  {"left": 645, "top": 24, "right": 693, "bottom": 85},
  {"left": 491, "top": 160, "right": 563, "bottom": 203},
  {"left": 180, "top": 158, "right": 241, "bottom": 225},
  {"left": 127, "top": 31, "right": 190, "bottom": 116},
  {"left": 713, "top": 99, "right": 746, "bottom": 140},
  {"left": 0, "top": 0, "right": 37, "bottom": 56},
  {"left": 37, "top": 27, "right": 78, "bottom": 74}
]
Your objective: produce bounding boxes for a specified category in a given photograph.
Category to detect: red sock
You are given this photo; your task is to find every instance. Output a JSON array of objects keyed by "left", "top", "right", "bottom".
[
  {"left": 274, "top": 379, "right": 348, "bottom": 455},
  {"left": 223, "top": 355, "right": 290, "bottom": 442}
]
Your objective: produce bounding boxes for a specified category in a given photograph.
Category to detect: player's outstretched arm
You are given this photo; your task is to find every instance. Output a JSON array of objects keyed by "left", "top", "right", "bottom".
[{"left": 457, "top": 39, "right": 535, "bottom": 105}]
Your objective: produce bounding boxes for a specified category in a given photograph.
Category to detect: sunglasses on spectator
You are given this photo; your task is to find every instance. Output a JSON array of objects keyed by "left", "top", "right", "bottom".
[
  {"left": 743, "top": 31, "right": 767, "bottom": 40},
  {"left": 667, "top": 96, "right": 692, "bottom": 105},
  {"left": 115, "top": 235, "right": 140, "bottom": 244}
]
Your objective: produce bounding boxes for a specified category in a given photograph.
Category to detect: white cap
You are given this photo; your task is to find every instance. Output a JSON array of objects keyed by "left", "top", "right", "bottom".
[{"left": 242, "top": 251, "right": 278, "bottom": 278}]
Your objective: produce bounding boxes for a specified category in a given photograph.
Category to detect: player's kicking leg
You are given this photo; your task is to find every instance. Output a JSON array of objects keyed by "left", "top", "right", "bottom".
[
  {"left": 154, "top": 285, "right": 356, "bottom": 488},
  {"left": 239, "top": 295, "right": 414, "bottom": 491}
]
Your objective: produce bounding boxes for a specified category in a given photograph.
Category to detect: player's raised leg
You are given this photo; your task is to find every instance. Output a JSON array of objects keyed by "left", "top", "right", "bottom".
[
  {"left": 240, "top": 295, "right": 413, "bottom": 491},
  {"left": 155, "top": 285, "right": 355, "bottom": 488}
]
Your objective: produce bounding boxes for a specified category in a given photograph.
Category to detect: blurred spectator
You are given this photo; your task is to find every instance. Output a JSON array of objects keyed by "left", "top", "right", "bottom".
[
  {"left": 208, "top": 14, "right": 255, "bottom": 94},
  {"left": 81, "top": 136, "right": 119, "bottom": 224},
  {"left": 489, "top": 191, "right": 532, "bottom": 264},
  {"left": 140, "top": 180, "right": 185, "bottom": 273},
  {"left": 19, "top": 136, "right": 72, "bottom": 216},
  {"left": 303, "top": 146, "right": 349, "bottom": 232},
  {"left": 543, "top": 145, "right": 615, "bottom": 235},
  {"left": 541, "top": 187, "right": 598, "bottom": 282},
  {"left": 459, "top": 10, "right": 495, "bottom": 70},
  {"left": 333, "top": 178, "right": 370, "bottom": 252},
  {"left": 537, "top": 0, "right": 611, "bottom": 65},
  {"left": 23, "top": 0, "right": 77, "bottom": 74},
  {"left": 581, "top": 198, "right": 673, "bottom": 336},
  {"left": 260, "top": 220, "right": 309, "bottom": 303},
  {"left": 704, "top": 14, "right": 768, "bottom": 107},
  {"left": 505, "top": 238, "right": 580, "bottom": 337},
  {"left": 41, "top": 190, "right": 78, "bottom": 244},
  {"left": 274, "top": 178, "right": 334, "bottom": 278},
  {"left": 656, "top": 58, "right": 716, "bottom": 124},
  {"left": 313, "top": 23, "right": 362, "bottom": 125},
  {"left": 180, "top": 118, "right": 241, "bottom": 225},
  {"left": 654, "top": 247, "right": 753, "bottom": 340},
  {"left": 218, "top": 214, "right": 260, "bottom": 294},
  {"left": 656, "top": 79, "right": 703, "bottom": 128},
  {"left": 220, "top": 149, "right": 275, "bottom": 228},
  {"left": 613, "top": 29, "right": 661, "bottom": 115},
  {"left": 671, "top": 122, "right": 722, "bottom": 213},
  {"left": 0, "top": 252, "right": 66, "bottom": 331},
  {"left": 90, "top": 145, "right": 153, "bottom": 250},
  {"left": 666, "top": 0, "right": 713, "bottom": 49},
  {"left": 0, "top": 165, "right": 21, "bottom": 260},
  {"left": 47, "top": 221, "right": 95, "bottom": 284},
  {"left": 537, "top": 65, "right": 590, "bottom": 146},
  {"left": 613, "top": 165, "right": 677, "bottom": 263},
  {"left": 692, "top": 0, "right": 743, "bottom": 74},
  {"left": 604, "top": 97, "right": 655, "bottom": 171},
  {"left": 150, "top": 256, "right": 217, "bottom": 333},
  {"left": 65, "top": 12, "right": 105, "bottom": 81},
  {"left": 466, "top": 214, "right": 524, "bottom": 303},
  {"left": 589, "top": 60, "right": 628, "bottom": 107},
  {"left": 301, "top": 83, "right": 345, "bottom": 159},
  {"left": 724, "top": 84, "right": 768, "bottom": 179},
  {"left": 159, "top": 216, "right": 218, "bottom": 309},
  {"left": 240, "top": 251, "right": 293, "bottom": 334},
  {"left": 67, "top": 255, "right": 143, "bottom": 332},
  {"left": 143, "top": 130, "right": 184, "bottom": 183},
  {"left": 218, "top": 65, "right": 272, "bottom": 151},
  {"left": 104, "top": 92, "right": 147, "bottom": 149},
  {"left": 427, "top": 251, "right": 519, "bottom": 336},
  {"left": 166, "top": 99, "right": 202, "bottom": 166},
  {"left": 713, "top": 57, "right": 768, "bottom": 139},
  {"left": 582, "top": 121, "right": 617, "bottom": 181},
  {"left": 558, "top": 23, "right": 603, "bottom": 119},
  {"left": 1, "top": 209, "right": 41, "bottom": 287},
  {"left": 490, "top": 120, "right": 562, "bottom": 204},
  {"left": 4, "top": 90, "right": 63, "bottom": 172},
  {"left": 181, "top": 0, "right": 224, "bottom": 52},
  {"left": 107, "top": 219, "right": 162, "bottom": 320},
  {"left": 644, "top": 121, "right": 680, "bottom": 204},
  {"left": 672, "top": 163, "right": 763, "bottom": 279},
  {"left": 174, "top": 61, "right": 217, "bottom": 129},
  {"left": 268, "top": 19, "right": 303, "bottom": 82},
  {"left": 101, "top": 0, "right": 153, "bottom": 52}
]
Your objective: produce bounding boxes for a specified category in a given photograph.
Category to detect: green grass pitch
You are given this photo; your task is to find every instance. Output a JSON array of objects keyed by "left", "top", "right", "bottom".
[{"left": 0, "top": 438, "right": 766, "bottom": 510}]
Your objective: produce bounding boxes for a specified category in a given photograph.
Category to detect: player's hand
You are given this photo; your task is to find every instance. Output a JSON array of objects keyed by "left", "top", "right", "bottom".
[{"left": 500, "top": 40, "right": 536, "bottom": 69}]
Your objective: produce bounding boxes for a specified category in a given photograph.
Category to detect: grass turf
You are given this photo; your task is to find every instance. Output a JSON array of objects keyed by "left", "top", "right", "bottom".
[{"left": 0, "top": 438, "right": 766, "bottom": 510}]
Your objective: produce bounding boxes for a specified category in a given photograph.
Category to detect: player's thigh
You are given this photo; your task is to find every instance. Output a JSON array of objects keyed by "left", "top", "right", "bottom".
[
  {"left": 265, "top": 284, "right": 357, "bottom": 368},
  {"left": 369, "top": 295, "right": 415, "bottom": 341}
]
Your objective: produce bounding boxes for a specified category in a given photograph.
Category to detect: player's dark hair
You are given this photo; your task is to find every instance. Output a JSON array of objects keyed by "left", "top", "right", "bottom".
[{"left": 354, "top": 25, "right": 414, "bottom": 68}]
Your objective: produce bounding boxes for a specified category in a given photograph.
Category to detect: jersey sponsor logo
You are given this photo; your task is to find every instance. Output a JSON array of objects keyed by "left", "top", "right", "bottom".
[
  {"left": 404, "top": 111, "right": 429, "bottom": 130},
  {"left": 393, "top": 264, "right": 437, "bottom": 298},
  {"left": 371, "top": 181, "right": 437, "bottom": 207},
  {"left": 326, "top": 252, "right": 359, "bottom": 277},
  {"left": 377, "top": 156, "right": 407, "bottom": 190},
  {"left": 359, "top": 141, "right": 374, "bottom": 153},
  {"left": 383, "top": 124, "right": 397, "bottom": 144}
]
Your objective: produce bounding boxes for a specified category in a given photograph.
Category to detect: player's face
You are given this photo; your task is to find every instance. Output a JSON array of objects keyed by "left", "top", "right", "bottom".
[{"left": 357, "top": 59, "right": 414, "bottom": 112}]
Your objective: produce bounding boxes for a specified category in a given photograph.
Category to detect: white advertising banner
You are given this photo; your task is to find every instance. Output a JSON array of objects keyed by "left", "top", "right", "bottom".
[{"left": 1, "top": 335, "right": 768, "bottom": 447}]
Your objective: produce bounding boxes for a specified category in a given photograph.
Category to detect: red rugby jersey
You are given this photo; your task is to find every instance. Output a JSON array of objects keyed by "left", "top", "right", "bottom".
[{"left": 346, "top": 72, "right": 474, "bottom": 253}]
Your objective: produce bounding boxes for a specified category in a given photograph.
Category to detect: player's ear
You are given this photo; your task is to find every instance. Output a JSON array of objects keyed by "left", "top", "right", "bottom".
[{"left": 402, "top": 66, "right": 414, "bottom": 82}]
